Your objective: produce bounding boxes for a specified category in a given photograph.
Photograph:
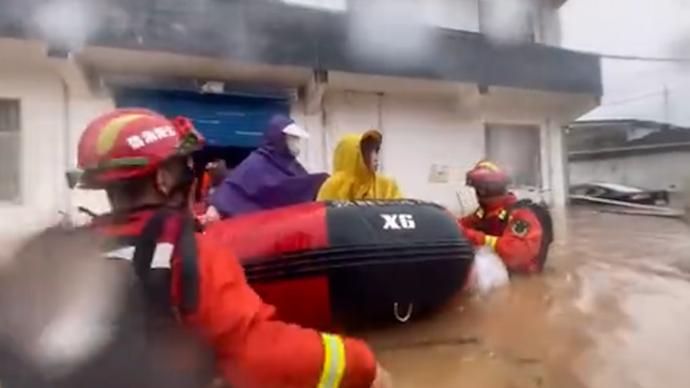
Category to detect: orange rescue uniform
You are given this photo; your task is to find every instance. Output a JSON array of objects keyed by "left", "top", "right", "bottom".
[
  {"left": 97, "top": 209, "right": 376, "bottom": 388},
  {"left": 460, "top": 193, "right": 544, "bottom": 274}
]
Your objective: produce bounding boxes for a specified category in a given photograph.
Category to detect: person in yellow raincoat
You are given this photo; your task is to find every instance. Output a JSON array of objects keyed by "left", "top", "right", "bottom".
[{"left": 317, "top": 130, "right": 402, "bottom": 200}]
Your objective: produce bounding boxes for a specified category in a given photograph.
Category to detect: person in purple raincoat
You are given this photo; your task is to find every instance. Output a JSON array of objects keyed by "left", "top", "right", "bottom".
[{"left": 209, "top": 114, "right": 329, "bottom": 218}]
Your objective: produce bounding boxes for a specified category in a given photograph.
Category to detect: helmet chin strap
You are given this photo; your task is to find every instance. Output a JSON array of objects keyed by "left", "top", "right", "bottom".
[
  {"left": 155, "top": 163, "right": 196, "bottom": 210},
  {"left": 168, "top": 182, "right": 195, "bottom": 210}
]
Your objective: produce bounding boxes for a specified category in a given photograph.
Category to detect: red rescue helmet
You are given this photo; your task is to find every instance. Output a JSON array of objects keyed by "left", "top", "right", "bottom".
[
  {"left": 466, "top": 160, "right": 510, "bottom": 195},
  {"left": 76, "top": 108, "right": 204, "bottom": 189}
]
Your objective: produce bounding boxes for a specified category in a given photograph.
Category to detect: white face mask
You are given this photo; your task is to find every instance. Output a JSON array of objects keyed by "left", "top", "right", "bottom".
[{"left": 286, "top": 135, "right": 302, "bottom": 157}]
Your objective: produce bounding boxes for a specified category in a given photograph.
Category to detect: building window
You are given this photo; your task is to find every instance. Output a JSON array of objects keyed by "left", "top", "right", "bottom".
[
  {"left": 478, "top": 0, "right": 537, "bottom": 43},
  {"left": 0, "top": 99, "right": 21, "bottom": 202},
  {"left": 423, "top": 0, "right": 481, "bottom": 32},
  {"left": 486, "top": 124, "right": 541, "bottom": 187}
]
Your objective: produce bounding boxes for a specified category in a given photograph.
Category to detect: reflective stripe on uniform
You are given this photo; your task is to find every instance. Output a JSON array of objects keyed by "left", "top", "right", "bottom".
[
  {"left": 498, "top": 209, "right": 508, "bottom": 221},
  {"left": 477, "top": 161, "right": 500, "bottom": 172},
  {"left": 105, "top": 242, "right": 174, "bottom": 269},
  {"left": 485, "top": 235, "right": 498, "bottom": 250},
  {"left": 318, "top": 334, "right": 346, "bottom": 388}
]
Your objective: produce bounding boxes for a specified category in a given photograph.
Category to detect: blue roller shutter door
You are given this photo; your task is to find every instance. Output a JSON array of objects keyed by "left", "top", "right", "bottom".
[{"left": 114, "top": 89, "right": 290, "bottom": 148}]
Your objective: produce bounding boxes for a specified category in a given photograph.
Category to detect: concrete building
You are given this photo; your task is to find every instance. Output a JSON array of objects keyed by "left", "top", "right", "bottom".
[
  {"left": 0, "top": 0, "right": 601, "bottom": 251},
  {"left": 568, "top": 119, "right": 690, "bottom": 192}
]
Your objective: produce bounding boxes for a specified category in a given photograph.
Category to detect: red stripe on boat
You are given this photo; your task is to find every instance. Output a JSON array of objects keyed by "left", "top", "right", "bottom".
[
  {"left": 204, "top": 202, "right": 329, "bottom": 263},
  {"left": 252, "top": 276, "right": 332, "bottom": 330}
]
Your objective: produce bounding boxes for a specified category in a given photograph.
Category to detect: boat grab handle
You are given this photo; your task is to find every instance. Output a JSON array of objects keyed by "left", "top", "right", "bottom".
[{"left": 393, "top": 302, "right": 414, "bottom": 323}]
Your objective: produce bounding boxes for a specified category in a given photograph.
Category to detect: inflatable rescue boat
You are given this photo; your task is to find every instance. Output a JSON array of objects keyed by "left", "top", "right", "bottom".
[{"left": 204, "top": 200, "right": 474, "bottom": 329}]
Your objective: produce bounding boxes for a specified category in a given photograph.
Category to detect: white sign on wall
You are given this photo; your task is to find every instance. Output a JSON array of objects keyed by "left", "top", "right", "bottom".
[
  {"left": 429, "top": 164, "right": 467, "bottom": 184},
  {"left": 429, "top": 163, "right": 450, "bottom": 183}
]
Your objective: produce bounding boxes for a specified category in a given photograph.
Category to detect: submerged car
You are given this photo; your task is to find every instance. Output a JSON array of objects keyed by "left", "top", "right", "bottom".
[{"left": 569, "top": 182, "right": 670, "bottom": 206}]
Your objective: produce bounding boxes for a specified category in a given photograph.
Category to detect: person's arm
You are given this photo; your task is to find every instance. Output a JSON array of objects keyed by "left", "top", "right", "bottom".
[
  {"left": 387, "top": 180, "right": 402, "bottom": 199},
  {"left": 494, "top": 209, "right": 543, "bottom": 274},
  {"left": 460, "top": 208, "right": 543, "bottom": 273},
  {"left": 181, "top": 237, "right": 378, "bottom": 388},
  {"left": 459, "top": 208, "right": 482, "bottom": 230},
  {"left": 461, "top": 227, "right": 488, "bottom": 247},
  {"left": 458, "top": 209, "right": 486, "bottom": 246},
  {"left": 317, "top": 177, "right": 341, "bottom": 201},
  {"left": 208, "top": 180, "right": 235, "bottom": 218},
  {"left": 251, "top": 173, "right": 330, "bottom": 207}
]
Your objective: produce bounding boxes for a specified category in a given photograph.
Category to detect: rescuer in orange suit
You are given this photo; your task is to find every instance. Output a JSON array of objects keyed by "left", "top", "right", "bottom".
[
  {"left": 75, "top": 108, "right": 392, "bottom": 388},
  {"left": 459, "top": 161, "right": 553, "bottom": 274}
]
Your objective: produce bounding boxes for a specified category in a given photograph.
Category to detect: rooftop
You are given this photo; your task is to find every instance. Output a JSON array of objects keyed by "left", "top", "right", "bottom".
[
  {"left": 569, "top": 119, "right": 688, "bottom": 131},
  {"left": 567, "top": 119, "right": 690, "bottom": 160}
]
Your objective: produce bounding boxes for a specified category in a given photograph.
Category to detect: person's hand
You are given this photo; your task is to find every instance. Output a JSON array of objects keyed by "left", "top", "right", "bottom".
[
  {"left": 205, "top": 206, "right": 220, "bottom": 222},
  {"left": 371, "top": 364, "right": 393, "bottom": 388},
  {"left": 199, "top": 206, "right": 220, "bottom": 225}
]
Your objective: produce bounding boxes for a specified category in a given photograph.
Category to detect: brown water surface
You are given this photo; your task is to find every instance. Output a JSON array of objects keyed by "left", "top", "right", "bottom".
[{"left": 361, "top": 208, "right": 690, "bottom": 388}]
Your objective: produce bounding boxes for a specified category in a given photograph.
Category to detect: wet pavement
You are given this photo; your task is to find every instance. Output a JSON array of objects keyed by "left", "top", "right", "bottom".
[{"left": 361, "top": 208, "right": 690, "bottom": 388}]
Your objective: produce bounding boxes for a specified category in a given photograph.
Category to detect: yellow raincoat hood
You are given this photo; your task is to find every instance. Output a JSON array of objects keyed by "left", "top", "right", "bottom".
[{"left": 317, "top": 131, "right": 402, "bottom": 201}]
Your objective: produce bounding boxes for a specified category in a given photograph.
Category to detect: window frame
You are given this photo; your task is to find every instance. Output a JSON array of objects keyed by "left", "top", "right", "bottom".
[
  {"left": 484, "top": 123, "right": 543, "bottom": 188},
  {"left": 0, "top": 98, "right": 22, "bottom": 205},
  {"left": 477, "top": 0, "right": 539, "bottom": 43}
]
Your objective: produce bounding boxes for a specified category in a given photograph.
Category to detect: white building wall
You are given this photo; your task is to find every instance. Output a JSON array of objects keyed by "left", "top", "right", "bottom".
[
  {"left": 0, "top": 40, "right": 112, "bottom": 256},
  {"left": 294, "top": 88, "right": 574, "bottom": 215},
  {"left": 545, "top": 120, "right": 568, "bottom": 208},
  {"left": 0, "top": 37, "right": 589, "bottom": 251},
  {"left": 294, "top": 91, "right": 485, "bottom": 213},
  {"left": 0, "top": 51, "right": 67, "bottom": 253},
  {"left": 63, "top": 94, "right": 115, "bottom": 221},
  {"left": 322, "top": 91, "right": 382, "bottom": 171},
  {"left": 381, "top": 96, "right": 484, "bottom": 212},
  {"left": 569, "top": 151, "right": 690, "bottom": 191}
]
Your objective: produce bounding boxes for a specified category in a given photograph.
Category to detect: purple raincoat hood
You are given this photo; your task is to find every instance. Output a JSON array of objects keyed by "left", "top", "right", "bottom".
[{"left": 210, "top": 114, "right": 329, "bottom": 217}]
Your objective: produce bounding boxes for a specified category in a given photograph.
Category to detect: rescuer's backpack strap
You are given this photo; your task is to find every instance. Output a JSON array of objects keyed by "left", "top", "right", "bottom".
[
  {"left": 175, "top": 215, "right": 200, "bottom": 314},
  {"left": 100, "top": 210, "right": 213, "bottom": 387},
  {"left": 508, "top": 199, "right": 554, "bottom": 271},
  {"left": 132, "top": 210, "right": 175, "bottom": 319},
  {"left": 131, "top": 209, "right": 200, "bottom": 318}
]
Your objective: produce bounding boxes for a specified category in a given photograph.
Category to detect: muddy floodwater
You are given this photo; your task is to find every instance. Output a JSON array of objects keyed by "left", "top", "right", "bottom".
[{"left": 361, "top": 208, "right": 690, "bottom": 388}]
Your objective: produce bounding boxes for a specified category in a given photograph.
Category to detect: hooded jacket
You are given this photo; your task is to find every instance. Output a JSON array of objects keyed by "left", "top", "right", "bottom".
[
  {"left": 210, "top": 115, "right": 329, "bottom": 217},
  {"left": 317, "top": 131, "right": 401, "bottom": 201}
]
